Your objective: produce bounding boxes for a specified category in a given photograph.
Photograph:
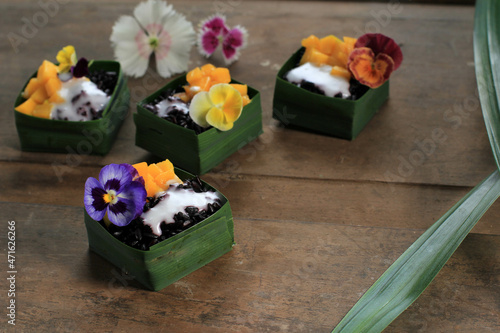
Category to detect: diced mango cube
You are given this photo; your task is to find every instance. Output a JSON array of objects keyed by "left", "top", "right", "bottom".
[
  {"left": 15, "top": 98, "right": 37, "bottom": 116},
  {"left": 229, "top": 84, "right": 248, "bottom": 96},
  {"left": 210, "top": 67, "right": 231, "bottom": 84},
  {"left": 45, "top": 77, "right": 62, "bottom": 97},
  {"left": 201, "top": 63, "right": 216, "bottom": 75},
  {"left": 186, "top": 67, "right": 203, "bottom": 85},
  {"left": 144, "top": 173, "right": 163, "bottom": 197},
  {"left": 147, "top": 163, "right": 163, "bottom": 178},
  {"left": 193, "top": 76, "right": 212, "bottom": 92},
  {"left": 37, "top": 60, "right": 58, "bottom": 84},
  {"left": 300, "top": 47, "right": 313, "bottom": 65},
  {"left": 318, "top": 35, "right": 342, "bottom": 55},
  {"left": 132, "top": 162, "right": 149, "bottom": 178},
  {"left": 49, "top": 93, "right": 65, "bottom": 104},
  {"left": 326, "top": 54, "right": 345, "bottom": 67},
  {"left": 301, "top": 35, "right": 320, "bottom": 49},
  {"left": 22, "top": 78, "right": 41, "bottom": 99},
  {"left": 173, "top": 92, "right": 190, "bottom": 103},
  {"left": 242, "top": 95, "right": 251, "bottom": 106},
  {"left": 30, "top": 86, "right": 48, "bottom": 104},
  {"left": 308, "top": 48, "right": 330, "bottom": 66},
  {"left": 330, "top": 66, "right": 351, "bottom": 80},
  {"left": 155, "top": 170, "right": 177, "bottom": 187},
  {"left": 156, "top": 160, "right": 174, "bottom": 172},
  {"left": 343, "top": 36, "right": 358, "bottom": 51},
  {"left": 32, "top": 101, "right": 53, "bottom": 119}
]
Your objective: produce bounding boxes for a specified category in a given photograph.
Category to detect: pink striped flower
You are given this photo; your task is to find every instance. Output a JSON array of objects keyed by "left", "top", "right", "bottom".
[{"left": 198, "top": 15, "right": 248, "bottom": 65}]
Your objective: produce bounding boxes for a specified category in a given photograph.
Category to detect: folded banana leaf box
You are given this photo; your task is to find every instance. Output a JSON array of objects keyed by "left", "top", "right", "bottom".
[
  {"left": 84, "top": 168, "right": 235, "bottom": 291},
  {"left": 273, "top": 47, "right": 389, "bottom": 140},
  {"left": 134, "top": 75, "right": 263, "bottom": 175},
  {"left": 14, "top": 61, "right": 130, "bottom": 155}
]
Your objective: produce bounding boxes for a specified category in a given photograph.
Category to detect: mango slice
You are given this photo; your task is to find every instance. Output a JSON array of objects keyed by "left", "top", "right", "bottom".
[
  {"left": 144, "top": 174, "right": 163, "bottom": 198},
  {"left": 132, "top": 162, "right": 149, "bottom": 177},
  {"left": 23, "top": 78, "right": 41, "bottom": 99},
  {"left": 196, "top": 76, "right": 212, "bottom": 92},
  {"left": 133, "top": 160, "right": 182, "bottom": 197},
  {"left": 302, "top": 35, "right": 320, "bottom": 49},
  {"left": 32, "top": 101, "right": 52, "bottom": 119},
  {"left": 45, "top": 77, "right": 62, "bottom": 97},
  {"left": 229, "top": 84, "right": 248, "bottom": 96},
  {"left": 37, "top": 60, "right": 58, "bottom": 84},
  {"left": 330, "top": 66, "right": 351, "bottom": 80},
  {"left": 241, "top": 95, "right": 251, "bottom": 106},
  {"left": 49, "top": 93, "right": 65, "bottom": 104},
  {"left": 156, "top": 160, "right": 174, "bottom": 172},
  {"left": 15, "top": 98, "right": 37, "bottom": 116},
  {"left": 210, "top": 67, "right": 231, "bottom": 84},
  {"left": 318, "top": 35, "right": 342, "bottom": 55},
  {"left": 201, "top": 63, "right": 216, "bottom": 75},
  {"left": 147, "top": 164, "right": 163, "bottom": 178},
  {"left": 30, "top": 86, "right": 49, "bottom": 104},
  {"left": 186, "top": 67, "right": 203, "bottom": 85},
  {"left": 173, "top": 92, "right": 190, "bottom": 103},
  {"left": 309, "top": 48, "right": 330, "bottom": 66},
  {"left": 18, "top": 59, "right": 64, "bottom": 119},
  {"left": 155, "top": 170, "right": 177, "bottom": 187}
]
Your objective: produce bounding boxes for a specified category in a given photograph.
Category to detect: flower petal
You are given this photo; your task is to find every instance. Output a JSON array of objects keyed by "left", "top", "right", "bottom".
[
  {"left": 133, "top": 0, "right": 173, "bottom": 29},
  {"left": 198, "top": 83, "right": 243, "bottom": 131},
  {"left": 99, "top": 164, "right": 133, "bottom": 194},
  {"left": 348, "top": 47, "right": 394, "bottom": 88},
  {"left": 107, "top": 180, "right": 147, "bottom": 226},
  {"left": 199, "top": 14, "right": 228, "bottom": 36},
  {"left": 224, "top": 26, "right": 246, "bottom": 48},
  {"left": 354, "top": 33, "right": 403, "bottom": 70},
  {"left": 110, "top": 15, "right": 152, "bottom": 78},
  {"left": 72, "top": 58, "right": 89, "bottom": 78},
  {"left": 155, "top": 11, "right": 195, "bottom": 78},
  {"left": 221, "top": 25, "right": 247, "bottom": 64},
  {"left": 106, "top": 198, "right": 132, "bottom": 227},
  {"left": 56, "top": 45, "right": 77, "bottom": 73},
  {"left": 198, "top": 30, "right": 220, "bottom": 57},
  {"left": 206, "top": 106, "right": 234, "bottom": 131},
  {"left": 189, "top": 91, "right": 213, "bottom": 128},
  {"left": 223, "top": 89, "right": 243, "bottom": 123},
  {"left": 84, "top": 177, "right": 107, "bottom": 221},
  {"left": 121, "top": 163, "right": 145, "bottom": 185}
]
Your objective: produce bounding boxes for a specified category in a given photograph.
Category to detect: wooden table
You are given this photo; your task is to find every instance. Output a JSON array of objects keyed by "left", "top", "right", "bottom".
[{"left": 1, "top": 1, "right": 499, "bottom": 332}]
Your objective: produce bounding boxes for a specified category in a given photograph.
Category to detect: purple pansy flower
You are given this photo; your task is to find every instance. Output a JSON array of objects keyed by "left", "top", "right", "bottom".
[
  {"left": 84, "top": 163, "right": 147, "bottom": 227},
  {"left": 72, "top": 57, "right": 89, "bottom": 78},
  {"left": 198, "top": 15, "right": 247, "bottom": 65}
]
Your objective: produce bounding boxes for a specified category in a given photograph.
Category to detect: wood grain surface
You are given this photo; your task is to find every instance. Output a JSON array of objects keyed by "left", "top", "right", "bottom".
[{"left": 0, "top": 1, "right": 498, "bottom": 332}]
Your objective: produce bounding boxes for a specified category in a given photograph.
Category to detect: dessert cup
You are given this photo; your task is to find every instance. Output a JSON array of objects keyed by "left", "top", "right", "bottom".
[
  {"left": 14, "top": 61, "right": 129, "bottom": 155},
  {"left": 84, "top": 168, "right": 234, "bottom": 291},
  {"left": 273, "top": 47, "right": 389, "bottom": 140},
  {"left": 134, "top": 74, "right": 263, "bottom": 174}
]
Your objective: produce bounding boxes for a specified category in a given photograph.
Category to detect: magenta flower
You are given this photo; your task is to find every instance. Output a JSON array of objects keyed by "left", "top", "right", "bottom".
[
  {"left": 84, "top": 164, "right": 147, "bottom": 227},
  {"left": 198, "top": 15, "right": 248, "bottom": 65}
]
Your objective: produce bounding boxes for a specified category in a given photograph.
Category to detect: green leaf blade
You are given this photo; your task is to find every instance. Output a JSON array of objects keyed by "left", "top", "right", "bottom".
[
  {"left": 475, "top": 0, "right": 500, "bottom": 170},
  {"left": 332, "top": 170, "right": 500, "bottom": 333}
]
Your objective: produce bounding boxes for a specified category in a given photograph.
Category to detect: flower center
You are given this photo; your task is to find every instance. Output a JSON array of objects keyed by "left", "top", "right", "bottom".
[
  {"left": 103, "top": 190, "right": 118, "bottom": 204},
  {"left": 149, "top": 36, "right": 159, "bottom": 50}
]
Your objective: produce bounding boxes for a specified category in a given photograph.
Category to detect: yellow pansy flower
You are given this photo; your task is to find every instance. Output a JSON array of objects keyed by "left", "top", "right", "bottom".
[
  {"left": 56, "top": 45, "right": 77, "bottom": 73},
  {"left": 189, "top": 83, "right": 243, "bottom": 131}
]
